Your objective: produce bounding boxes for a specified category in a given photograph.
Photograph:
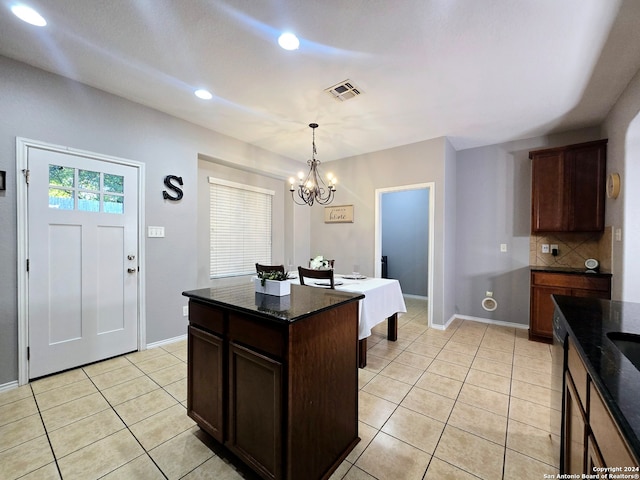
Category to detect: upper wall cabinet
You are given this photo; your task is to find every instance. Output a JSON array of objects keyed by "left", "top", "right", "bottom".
[{"left": 530, "top": 139, "right": 607, "bottom": 233}]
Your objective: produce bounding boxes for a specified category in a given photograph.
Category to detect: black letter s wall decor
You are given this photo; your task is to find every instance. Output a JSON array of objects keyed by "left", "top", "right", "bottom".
[{"left": 163, "top": 175, "right": 183, "bottom": 201}]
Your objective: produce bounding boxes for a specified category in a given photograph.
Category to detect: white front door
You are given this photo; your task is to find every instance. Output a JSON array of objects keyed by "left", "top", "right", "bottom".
[{"left": 27, "top": 146, "right": 140, "bottom": 379}]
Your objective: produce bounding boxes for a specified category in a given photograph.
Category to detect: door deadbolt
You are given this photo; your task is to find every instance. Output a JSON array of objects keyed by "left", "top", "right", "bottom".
[
  {"left": 127, "top": 255, "right": 135, "bottom": 260},
  {"left": 127, "top": 268, "right": 137, "bottom": 273}
]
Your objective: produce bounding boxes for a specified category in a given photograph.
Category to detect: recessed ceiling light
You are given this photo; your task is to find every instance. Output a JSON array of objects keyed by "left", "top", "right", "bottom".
[
  {"left": 11, "top": 5, "right": 47, "bottom": 26},
  {"left": 278, "top": 32, "right": 299, "bottom": 51},
  {"left": 194, "top": 89, "right": 213, "bottom": 100}
]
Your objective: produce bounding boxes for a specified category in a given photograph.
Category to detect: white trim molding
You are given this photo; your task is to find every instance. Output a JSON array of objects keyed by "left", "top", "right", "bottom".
[
  {"left": 0, "top": 381, "right": 20, "bottom": 394},
  {"left": 146, "top": 334, "right": 187, "bottom": 350},
  {"left": 16, "top": 137, "right": 146, "bottom": 385},
  {"left": 375, "top": 183, "right": 435, "bottom": 328},
  {"left": 447, "top": 314, "right": 529, "bottom": 330}
]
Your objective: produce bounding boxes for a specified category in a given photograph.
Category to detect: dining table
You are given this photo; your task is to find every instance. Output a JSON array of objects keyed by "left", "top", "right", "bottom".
[{"left": 289, "top": 274, "right": 407, "bottom": 368}]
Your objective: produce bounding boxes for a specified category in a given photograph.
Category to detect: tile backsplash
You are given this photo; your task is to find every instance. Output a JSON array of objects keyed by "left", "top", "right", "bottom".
[{"left": 530, "top": 226, "right": 612, "bottom": 272}]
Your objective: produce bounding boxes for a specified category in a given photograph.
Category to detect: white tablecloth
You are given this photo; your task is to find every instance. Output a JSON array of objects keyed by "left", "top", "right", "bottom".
[{"left": 290, "top": 275, "right": 407, "bottom": 340}]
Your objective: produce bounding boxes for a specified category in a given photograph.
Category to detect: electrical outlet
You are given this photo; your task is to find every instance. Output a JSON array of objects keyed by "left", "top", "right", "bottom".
[
  {"left": 500, "top": 243, "right": 507, "bottom": 253},
  {"left": 616, "top": 228, "right": 622, "bottom": 242},
  {"left": 541, "top": 244, "right": 550, "bottom": 253},
  {"left": 148, "top": 226, "right": 165, "bottom": 238},
  {"left": 486, "top": 291, "right": 493, "bottom": 297},
  {"left": 182, "top": 305, "right": 188, "bottom": 317}
]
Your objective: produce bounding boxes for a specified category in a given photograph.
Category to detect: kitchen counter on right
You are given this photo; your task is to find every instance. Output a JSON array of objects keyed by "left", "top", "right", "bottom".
[
  {"left": 530, "top": 265, "right": 612, "bottom": 277},
  {"left": 552, "top": 295, "right": 640, "bottom": 467}
]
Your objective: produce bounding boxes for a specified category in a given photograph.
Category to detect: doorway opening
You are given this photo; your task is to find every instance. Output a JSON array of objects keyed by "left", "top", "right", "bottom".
[{"left": 375, "top": 183, "right": 434, "bottom": 327}]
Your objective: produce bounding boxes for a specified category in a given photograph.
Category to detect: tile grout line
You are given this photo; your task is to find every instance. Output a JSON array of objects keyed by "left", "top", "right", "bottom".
[
  {"left": 28, "top": 382, "right": 65, "bottom": 480},
  {"left": 501, "top": 328, "right": 517, "bottom": 480},
  {"left": 424, "top": 321, "right": 503, "bottom": 480},
  {"left": 85, "top": 355, "right": 171, "bottom": 480},
  {"left": 343, "top": 307, "right": 435, "bottom": 478},
  {"left": 30, "top": 348, "right": 191, "bottom": 480},
  {"left": 419, "top": 319, "right": 471, "bottom": 479}
]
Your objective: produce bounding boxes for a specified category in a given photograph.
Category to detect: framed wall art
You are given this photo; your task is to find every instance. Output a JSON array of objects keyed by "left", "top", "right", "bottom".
[{"left": 324, "top": 204, "right": 354, "bottom": 223}]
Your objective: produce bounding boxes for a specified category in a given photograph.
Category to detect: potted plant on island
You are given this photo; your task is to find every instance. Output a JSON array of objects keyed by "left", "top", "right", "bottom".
[{"left": 254, "top": 270, "right": 292, "bottom": 296}]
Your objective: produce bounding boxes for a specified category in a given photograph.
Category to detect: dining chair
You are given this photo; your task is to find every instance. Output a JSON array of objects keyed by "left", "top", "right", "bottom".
[
  {"left": 255, "top": 263, "right": 285, "bottom": 274},
  {"left": 298, "top": 266, "right": 335, "bottom": 289}
]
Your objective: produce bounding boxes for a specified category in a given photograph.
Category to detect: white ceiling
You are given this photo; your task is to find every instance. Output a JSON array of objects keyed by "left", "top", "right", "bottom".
[{"left": 2, "top": 0, "right": 640, "bottom": 162}]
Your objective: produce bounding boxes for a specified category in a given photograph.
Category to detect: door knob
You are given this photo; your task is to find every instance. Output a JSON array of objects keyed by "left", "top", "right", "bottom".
[{"left": 127, "top": 268, "right": 137, "bottom": 273}]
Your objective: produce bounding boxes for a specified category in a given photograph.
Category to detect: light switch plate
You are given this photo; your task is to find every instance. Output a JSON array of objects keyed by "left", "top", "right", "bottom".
[
  {"left": 148, "top": 226, "right": 165, "bottom": 238},
  {"left": 500, "top": 244, "right": 507, "bottom": 252}
]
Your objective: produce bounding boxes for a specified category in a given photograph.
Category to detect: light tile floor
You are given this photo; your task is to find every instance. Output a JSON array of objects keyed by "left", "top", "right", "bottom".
[{"left": 0, "top": 297, "right": 562, "bottom": 479}]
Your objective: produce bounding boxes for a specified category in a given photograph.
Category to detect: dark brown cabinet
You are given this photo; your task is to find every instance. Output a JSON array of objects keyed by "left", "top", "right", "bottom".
[
  {"left": 228, "top": 342, "right": 283, "bottom": 480},
  {"left": 183, "top": 285, "right": 362, "bottom": 480},
  {"left": 188, "top": 325, "right": 224, "bottom": 442},
  {"left": 563, "top": 338, "right": 638, "bottom": 473},
  {"left": 529, "top": 271, "right": 611, "bottom": 342},
  {"left": 530, "top": 139, "right": 607, "bottom": 233}
]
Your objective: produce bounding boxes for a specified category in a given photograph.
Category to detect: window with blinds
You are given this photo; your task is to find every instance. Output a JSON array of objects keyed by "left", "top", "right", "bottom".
[{"left": 209, "top": 177, "right": 274, "bottom": 278}]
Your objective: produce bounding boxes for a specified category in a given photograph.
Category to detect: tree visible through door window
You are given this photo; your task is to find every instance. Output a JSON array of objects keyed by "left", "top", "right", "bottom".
[{"left": 49, "top": 164, "right": 124, "bottom": 213}]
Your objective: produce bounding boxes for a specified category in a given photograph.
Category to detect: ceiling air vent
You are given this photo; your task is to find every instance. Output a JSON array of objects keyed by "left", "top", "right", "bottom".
[{"left": 325, "top": 80, "right": 362, "bottom": 102}]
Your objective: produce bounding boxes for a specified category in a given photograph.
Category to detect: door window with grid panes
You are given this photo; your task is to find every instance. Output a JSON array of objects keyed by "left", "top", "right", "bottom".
[{"left": 48, "top": 164, "right": 124, "bottom": 213}]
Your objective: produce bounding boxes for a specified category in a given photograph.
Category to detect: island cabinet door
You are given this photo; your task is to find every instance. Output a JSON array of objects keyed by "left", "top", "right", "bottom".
[
  {"left": 187, "top": 325, "right": 224, "bottom": 442},
  {"left": 564, "top": 371, "right": 587, "bottom": 474},
  {"left": 228, "top": 342, "right": 283, "bottom": 480},
  {"left": 587, "top": 434, "right": 605, "bottom": 472}
]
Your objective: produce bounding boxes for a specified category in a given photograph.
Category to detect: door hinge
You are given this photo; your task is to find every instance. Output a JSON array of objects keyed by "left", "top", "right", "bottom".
[
  {"left": 27, "top": 347, "right": 30, "bottom": 360},
  {"left": 26, "top": 259, "right": 29, "bottom": 272},
  {"left": 22, "top": 169, "right": 30, "bottom": 185}
]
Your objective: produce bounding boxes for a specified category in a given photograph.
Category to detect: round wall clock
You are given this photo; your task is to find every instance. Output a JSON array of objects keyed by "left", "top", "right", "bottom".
[{"left": 607, "top": 172, "right": 620, "bottom": 199}]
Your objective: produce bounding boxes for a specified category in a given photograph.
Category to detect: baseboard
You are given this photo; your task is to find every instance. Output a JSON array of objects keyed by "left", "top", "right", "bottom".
[
  {"left": 0, "top": 380, "right": 19, "bottom": 393},
  {"left": 429, "top": 315, "right": 456, "bottom": 331},
  {"left": 0, "top": 337, "right": 188, "bottom": 390},
  {"left": 450, "top": 314, "right": 529, "bottom": 330},
  {"left": 146, "top": 334, "right": 187, "bottom": 349},
  {"left": 403, "top": 294, "right": 428, "bottom": 300}
]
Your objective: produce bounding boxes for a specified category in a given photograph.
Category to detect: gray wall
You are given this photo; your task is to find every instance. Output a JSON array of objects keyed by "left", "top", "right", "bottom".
[
  {"left": 603, "top": 66, "right": 640, "bottom": 301},
  {"left": 307, "top": 137, "right": 457, "bottom": 327},
  {"left": 0, "top": 56, "right": 299, "bottom": 385},
  {"left": 381, "top": 189, "right": 429, "bottom": 296},
  {"left": 3, "top": 53, "right": 640, "bottom": 384},
  {"left": 454, "top": 127, "right": 603, "bottom": 325}
]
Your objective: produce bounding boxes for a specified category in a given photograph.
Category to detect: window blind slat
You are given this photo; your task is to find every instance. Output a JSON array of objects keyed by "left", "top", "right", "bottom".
[{"left": 210, "top": 180, "right": 273, "bottom": 278}]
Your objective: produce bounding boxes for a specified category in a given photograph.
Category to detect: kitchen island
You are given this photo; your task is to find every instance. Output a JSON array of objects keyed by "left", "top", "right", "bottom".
[
  {"left": 553, "top": 295, "right": 640, "bottom": 473},
  {"left": 182, "top": 283, "right": 364, "bottom": 480}
]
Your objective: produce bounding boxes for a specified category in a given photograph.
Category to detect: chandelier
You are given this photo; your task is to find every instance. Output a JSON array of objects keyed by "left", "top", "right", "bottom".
[{"left": 289, "top": 123, "right": 337, "bottom": 206}]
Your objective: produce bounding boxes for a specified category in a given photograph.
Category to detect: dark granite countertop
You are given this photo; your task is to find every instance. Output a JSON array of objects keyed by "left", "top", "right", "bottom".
[
  {"left": 531, "top": 266, "right": 612, "bottom": 276},
  {"left": 552, "top": 295, "right": 640, "bottom": 461},
  {"left": 183, "top": 283, "right": 364, "bottom": 324}
]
